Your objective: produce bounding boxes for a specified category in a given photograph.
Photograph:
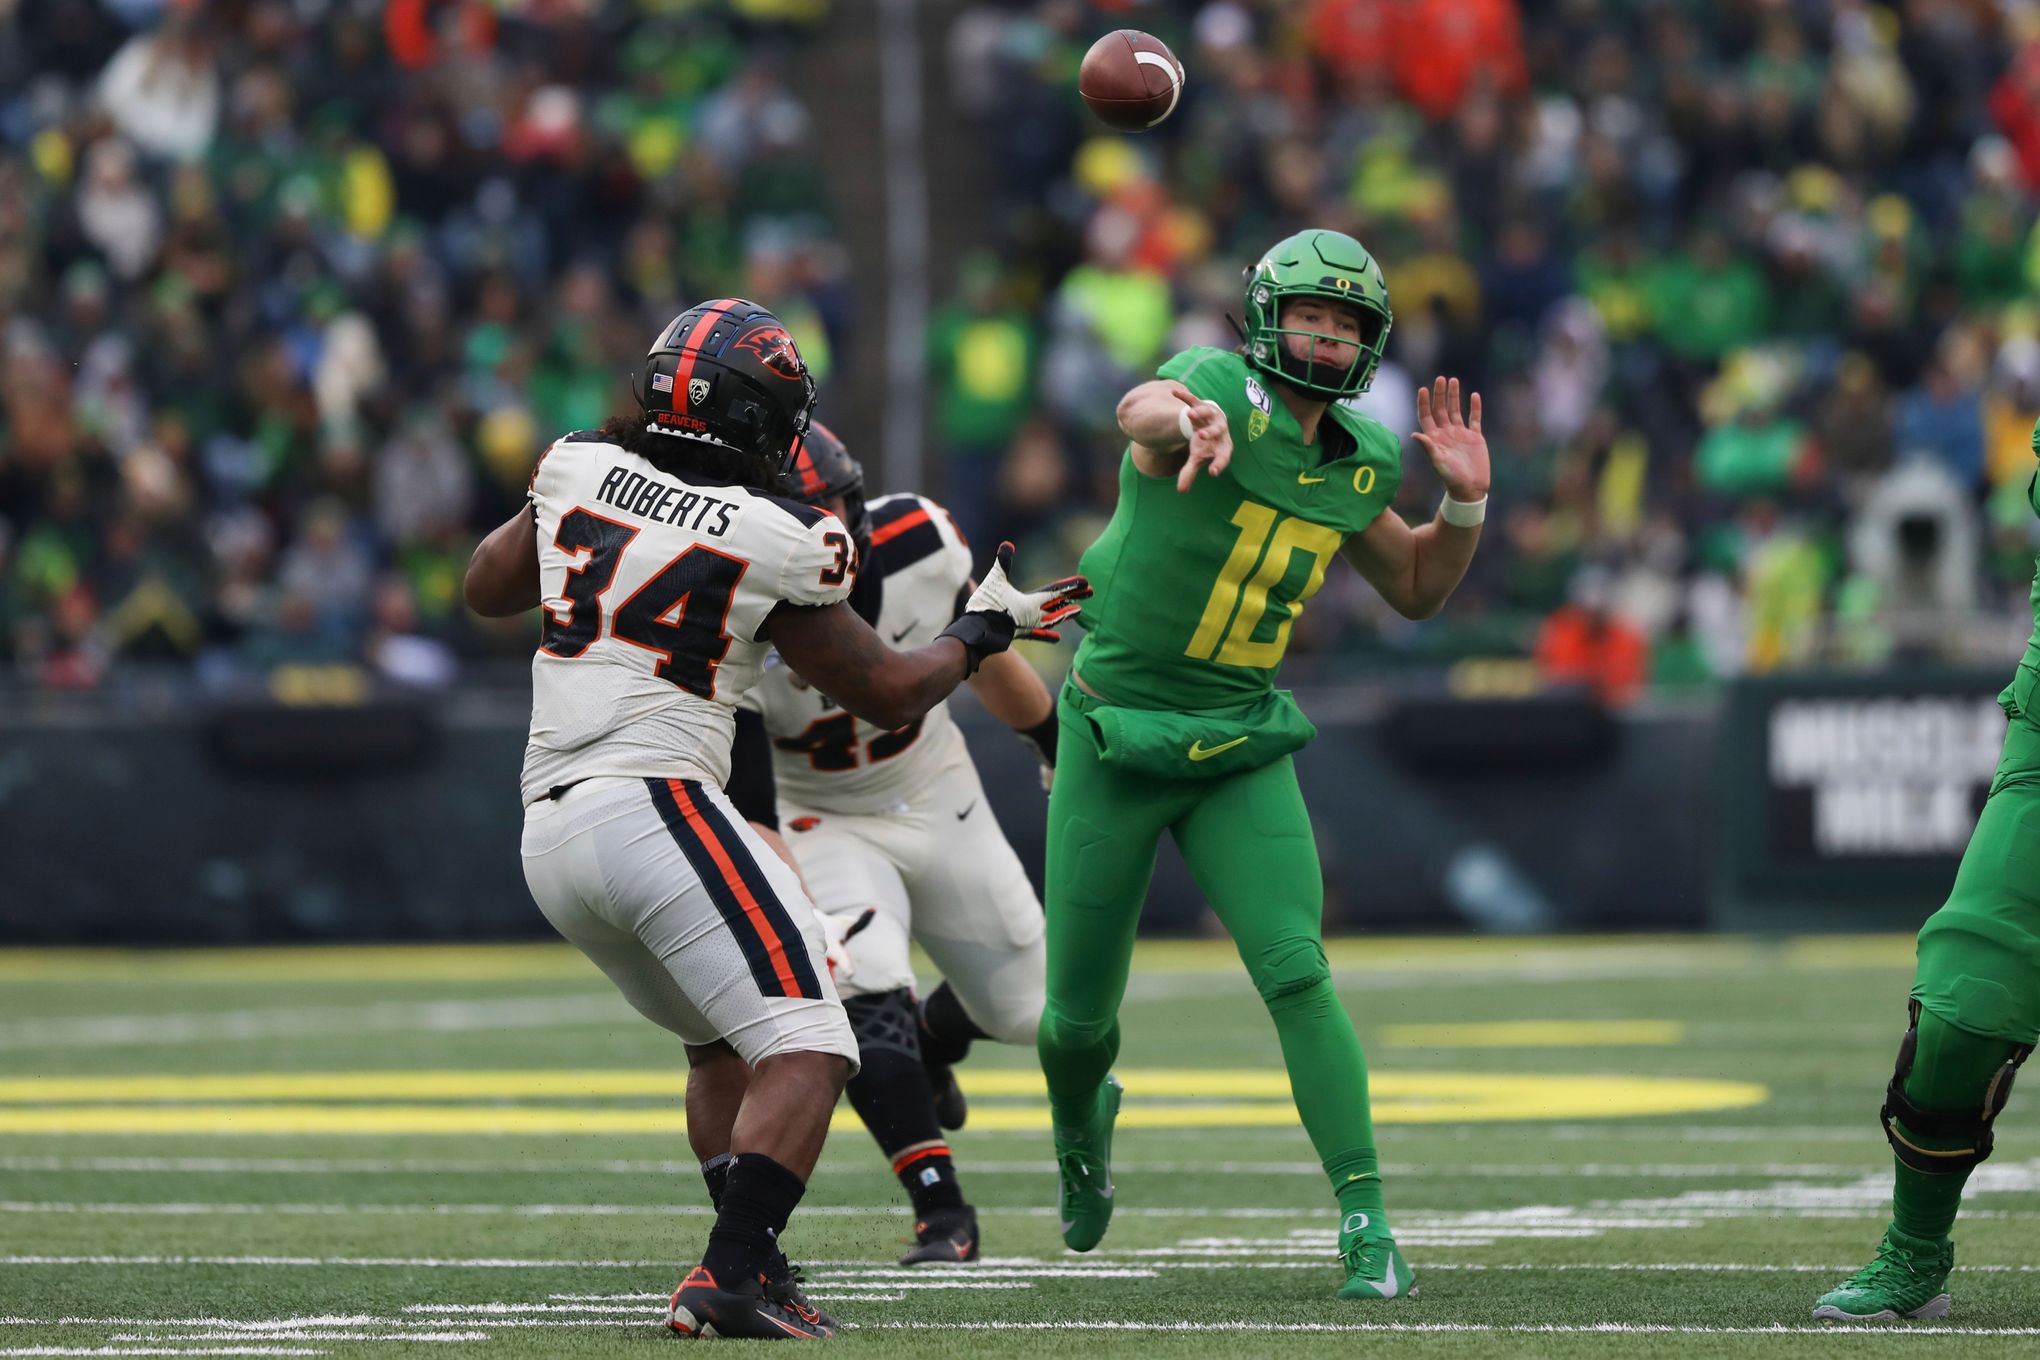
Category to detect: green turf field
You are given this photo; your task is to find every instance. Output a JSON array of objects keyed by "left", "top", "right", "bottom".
[{"left": 1, "top": 934, "right": 2035, "bottom": 1357}]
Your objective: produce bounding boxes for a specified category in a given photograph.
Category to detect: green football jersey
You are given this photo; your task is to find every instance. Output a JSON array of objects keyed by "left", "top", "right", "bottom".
[
  {"left": 2007, "top": 418, "right": 2040, "bottom": 707},
  {"left": 1072, "top": 347, "right": 1405, "bottom": 711}
]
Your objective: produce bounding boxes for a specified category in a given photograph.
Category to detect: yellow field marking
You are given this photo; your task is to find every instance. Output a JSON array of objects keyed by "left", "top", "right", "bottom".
[
  {"left": 1127, "top": 936, "right": 1764, "bottom": 974},
  {"left": 0, "top": 934, "right": 1921, "bottom": 984},
  {"left": 1379, "top": 1021, "right": 1686, "bottom": 1048},
  {"left": 0, "top": 1070, "right": 1767, "bottom": 1134}
]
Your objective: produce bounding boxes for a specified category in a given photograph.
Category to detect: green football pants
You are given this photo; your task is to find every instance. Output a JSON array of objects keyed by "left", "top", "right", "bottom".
[
  {"left": 1914, "top": 714, "right": 2040, "bottom": 1045},
  {"left": 1036, "top": 692, "right": 1386, "bottom": 1219},
  {"left": 1886, "top": 709, "right": 2040, "bottom": 1239}
]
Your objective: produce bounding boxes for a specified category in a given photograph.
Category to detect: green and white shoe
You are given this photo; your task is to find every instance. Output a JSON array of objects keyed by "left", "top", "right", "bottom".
[
  {"left": 1054, "top": 1073, "right": 1123, "bottom": 1252},
  {"left": 1813, "top": 1227, "right": 1954, "bottom": 1322},
  {"left": 1337, "top": 1224, "right": 1417, "bottom": 1301}
]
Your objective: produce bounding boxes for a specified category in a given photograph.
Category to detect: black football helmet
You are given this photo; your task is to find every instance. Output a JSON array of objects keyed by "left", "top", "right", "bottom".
[
  {"left": 635, "top": 298, "right": 817, "bottom": 484},
  {"left": 780, "top": 421, "right": 870, "bottom": 552}
]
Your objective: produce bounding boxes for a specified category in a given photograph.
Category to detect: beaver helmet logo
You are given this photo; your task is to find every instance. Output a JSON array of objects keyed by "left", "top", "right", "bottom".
[
  {"left": 688, "top": 377, "right": 710, "bottom": 407},
  {"left": 731, "top": 324, "right": 803, "bottom": 379}
]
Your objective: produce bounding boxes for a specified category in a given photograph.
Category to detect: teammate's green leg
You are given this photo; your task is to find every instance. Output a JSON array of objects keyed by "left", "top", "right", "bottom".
[
  {"left": 1817, "top": 717, "right": 2040, "bottom": 1322},
  {"left": 1173, "top": 757, "right": 1410, "bottom": 1299},
  {"left": 1888, "top": 1006, "right": 2027, "bottom": 1240},
  {"left": 1037, "top": 693, "right": 1188, "bottom": 1249}
]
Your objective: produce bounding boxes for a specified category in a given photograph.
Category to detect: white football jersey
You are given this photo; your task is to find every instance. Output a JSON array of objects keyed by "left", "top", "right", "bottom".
[
  {"left": 747, "top": 493, "right": 975, "bottom": 814},
  {"left": 520, "top": 432, "right": 856, "bottom": 805}
]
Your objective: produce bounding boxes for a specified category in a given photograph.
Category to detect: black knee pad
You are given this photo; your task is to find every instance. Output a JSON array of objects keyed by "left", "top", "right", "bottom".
[
  {"left": 844, "top": 988, "right": 921, "bottom": 1062},
  {"left": 1882, "top": 1000, "right": 2033, "bottom": 1175}
]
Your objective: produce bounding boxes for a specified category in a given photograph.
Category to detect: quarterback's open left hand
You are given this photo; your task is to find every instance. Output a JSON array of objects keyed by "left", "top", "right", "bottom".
[{"left": 1413, "top": 376, "right": 1488, "bottom": 503}]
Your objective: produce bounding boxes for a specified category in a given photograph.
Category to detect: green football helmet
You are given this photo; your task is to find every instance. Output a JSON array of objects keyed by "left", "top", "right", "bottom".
[{"left": 1241, "top": 229, "right": 1393, "bottom": 399}]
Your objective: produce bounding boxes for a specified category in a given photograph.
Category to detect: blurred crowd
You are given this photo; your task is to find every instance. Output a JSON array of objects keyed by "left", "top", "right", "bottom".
[
  {"left": 0, "top": 0, "right": 840, "bottom": 691},
  {"left": 936, "top": 0, "right": 2040, "bottom": 702},
  {"left": 10, "top": 0, "right": 2040, "bottom": 704}
]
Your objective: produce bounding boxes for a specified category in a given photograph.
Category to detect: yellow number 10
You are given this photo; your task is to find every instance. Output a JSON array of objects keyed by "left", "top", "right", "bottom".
[{"left": 1186, "top": 502, "right": 1342, "bottom": 666}]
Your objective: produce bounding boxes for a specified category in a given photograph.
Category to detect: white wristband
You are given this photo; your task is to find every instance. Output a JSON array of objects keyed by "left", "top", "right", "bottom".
[
  {"left": 1178, "top": 404, "right": 1197, "bottom": 443},
  {"left": 1440, "top": 494, "right": 1487, "bottom": 528}
]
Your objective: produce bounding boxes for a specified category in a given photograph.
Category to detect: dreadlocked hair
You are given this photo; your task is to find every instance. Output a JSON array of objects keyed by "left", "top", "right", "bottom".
[{"left": 594, "top": 415, "right": 781, "bottom": 490}]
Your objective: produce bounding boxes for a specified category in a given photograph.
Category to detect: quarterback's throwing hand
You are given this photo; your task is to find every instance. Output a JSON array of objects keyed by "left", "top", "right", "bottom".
[{"left": 1170, "top": 382, "right": 1232, "bottom": 493}]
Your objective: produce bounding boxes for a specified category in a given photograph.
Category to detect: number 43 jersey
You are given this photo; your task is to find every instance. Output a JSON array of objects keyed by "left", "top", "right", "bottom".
[
  {"left": 520, "top": 433, "right": 856, "bottom": 806},
  {"left": 745, "top": 493, "right": 976, "bottom": 815}
]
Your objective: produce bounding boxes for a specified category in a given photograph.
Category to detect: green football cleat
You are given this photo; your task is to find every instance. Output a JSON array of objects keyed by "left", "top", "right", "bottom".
[
  {"left": 1337, "top": 1232, "right": 1417, "bottom": 1300},
  {"left": 1813, "top": 1227, "right": 1954, "bottom": 1322},
  {"left": 1054, "top": 1073, "right": 1123, "bottom": 1252}
]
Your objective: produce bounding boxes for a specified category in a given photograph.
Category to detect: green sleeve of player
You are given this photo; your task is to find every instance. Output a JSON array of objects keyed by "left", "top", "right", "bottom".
[{"left": 1157, "top": 347, "right": 1255, "bottom": 442}]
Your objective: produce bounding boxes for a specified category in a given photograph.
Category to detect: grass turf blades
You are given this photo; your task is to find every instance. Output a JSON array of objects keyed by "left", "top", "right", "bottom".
[{"left": 0, "top": 933, "right": 2034, "bottom": 1357}]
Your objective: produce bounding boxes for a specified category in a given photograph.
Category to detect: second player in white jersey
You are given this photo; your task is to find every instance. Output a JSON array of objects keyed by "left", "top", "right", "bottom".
[
  {"left": 747, "top": 491, "right": 974, "bottom": 812},
  {"left": 728, "top": 426, "right": 1063, "bottom": 1266}
]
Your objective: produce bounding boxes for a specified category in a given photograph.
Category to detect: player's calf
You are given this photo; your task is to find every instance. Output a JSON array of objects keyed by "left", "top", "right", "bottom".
[
  {"left": 843, "top": 988, "right": 984, "bottom": 1262},
  {"left": 919, "top": 982, "right": 988, "bottom": 1130}
]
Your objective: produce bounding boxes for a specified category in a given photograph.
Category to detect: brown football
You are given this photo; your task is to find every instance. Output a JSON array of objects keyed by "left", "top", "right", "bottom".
[{"left": 1078, "top": 29, "right": 1185, "bottom": 133}]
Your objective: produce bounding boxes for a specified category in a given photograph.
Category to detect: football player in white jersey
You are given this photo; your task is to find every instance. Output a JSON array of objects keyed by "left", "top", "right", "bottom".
[
  {"left": 726, "top": 424, "right": 1060, "bottom": 1265},
  {"left": 462, "top": 299, "right": 1089, "bottom": 1340}
]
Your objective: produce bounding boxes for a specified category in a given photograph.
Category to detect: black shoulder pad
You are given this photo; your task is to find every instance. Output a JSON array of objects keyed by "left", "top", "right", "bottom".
[
  {"left": 762, "top": 494, "right": 830, "bottom": 528},
  {"left": 869, "top": 496, "right": 944, "bottom": 568},
  {"left": 559, "top": 429, "right": 607, "bottom": 445}
]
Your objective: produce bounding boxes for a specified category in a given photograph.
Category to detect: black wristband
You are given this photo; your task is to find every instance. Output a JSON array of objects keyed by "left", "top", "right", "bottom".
[
  {"left": 936, "top": 610, "right": 1014, "bottom": 675},
  {"left": 1019, "top": 710, "right": 1059, "bottom": 767}
]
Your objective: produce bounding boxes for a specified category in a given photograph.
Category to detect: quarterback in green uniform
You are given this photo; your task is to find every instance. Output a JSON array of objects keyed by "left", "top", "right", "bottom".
[
  {"left": 1036, "top": 229, "right": 1489, "bottom": 1300},
  {"left": 1811, "top": 423, "right": 2040, "bottom": 1323}
]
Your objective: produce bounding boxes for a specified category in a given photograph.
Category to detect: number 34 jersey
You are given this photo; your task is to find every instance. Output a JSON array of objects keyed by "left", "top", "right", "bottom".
[
  {"left": 745, "top": 493, "right": 975, "bottom": 815},
  {"left": 521, "top": 433, "right": 856, "bottom": 806}
]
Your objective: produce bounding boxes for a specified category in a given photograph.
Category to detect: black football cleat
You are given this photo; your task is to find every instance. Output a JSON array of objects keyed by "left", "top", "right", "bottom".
[
  {"left": 668, "top": 1266, "right": 834, "bottom": 1339},
  {"left": 764, "top": 1253, "right": 839, "bottom": 1331},
  {"left": 925, "top": 1054, "right": 967, "bottom": 1130},
  {"left": 899, "top": 1205, "right": 979, "bottom": 1265}
]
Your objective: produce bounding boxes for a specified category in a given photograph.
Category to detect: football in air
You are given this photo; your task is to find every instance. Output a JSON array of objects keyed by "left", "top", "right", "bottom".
[{"left": 1078, "top": 29, "right": 1185, "bottom": 132}]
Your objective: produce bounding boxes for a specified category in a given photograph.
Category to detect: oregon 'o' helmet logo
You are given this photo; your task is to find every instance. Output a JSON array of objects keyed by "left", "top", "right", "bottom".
[{"left": 731, "top": 324, "right": 803, "bottom": 379}]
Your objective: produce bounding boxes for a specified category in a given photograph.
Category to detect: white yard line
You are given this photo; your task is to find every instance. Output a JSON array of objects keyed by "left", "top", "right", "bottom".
[
  {"left": 111, "top": 1336, "right": 482, "bottom": 1345},
  {"left": 0, "top": 1154, "right": 1873, "bottom": 1178},
  {"left": 0, "top": 1201, "right": 1368, "bottom": 1220},
  {"left": 0, "top": 998, "right": 625, "bottom": 1052},
  {"left": 0, "top": 1353, "right": 315, "bottom": 1358},
  {"left": 858, "top": 1321, "right": 2040, "bottom": 1337},
  {"left": 13, "top": 1255, "right": 2040, "bottom": 1278}
]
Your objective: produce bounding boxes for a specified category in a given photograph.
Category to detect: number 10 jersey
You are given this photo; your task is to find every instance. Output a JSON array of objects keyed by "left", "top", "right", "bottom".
[
  {"left": 1071, "top": 346, "right": 1405, "bottom": 711},
  {"left": 521, "top": 432, "right": 855, "bottom": 805}
]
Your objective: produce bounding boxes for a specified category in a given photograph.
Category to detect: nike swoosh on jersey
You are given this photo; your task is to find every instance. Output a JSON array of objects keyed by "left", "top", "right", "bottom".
[
  {"left": 890, "top": 621, "right": 918, "bottom": 643},
  {"left": 956, "top": 801, "right": 976, "bottom": 820},
  {"left": 1297, "top": 471, "right": 1326, "bottom": 485},
  {"left": 1187, "top": 736, "right": 1249, "bottom": 761}
]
